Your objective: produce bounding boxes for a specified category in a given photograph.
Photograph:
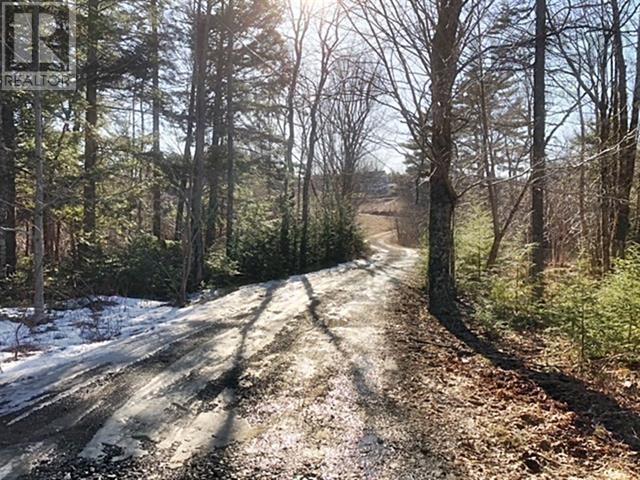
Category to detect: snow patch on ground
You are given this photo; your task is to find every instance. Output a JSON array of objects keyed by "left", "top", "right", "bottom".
[
  {"left": 0, "top": 255, "right": 378, "bottom": 382},
  {"left": 0, "top": 296, "right": 172, "bottom": 371}
]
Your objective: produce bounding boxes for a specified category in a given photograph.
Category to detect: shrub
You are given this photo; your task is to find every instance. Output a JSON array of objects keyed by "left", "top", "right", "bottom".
[
  {"left": 595, "top": 247, "right": 640, "bottom": 358},
  {"left": 205, "top": 250, "right": 240, "bottom": 285},
  {"left": 1, "top": 236, "right": 183, "bottom": 305},
  {"left": 313, "top": 206, "right": 364, "bottom": 267},
  {"left": 454, "top": 209, "right": 542, "bottom": 330},
  {"left": 1, "top": 200, "right": 365, "bottom": 306},
  {"left": 115, "top": 236, "right": 182, "bottom": 299},
  {"left": 455, "top": 206, "right": 493, "bottom": 295},
  {"left": 547, "top": 266, "right": 599, "bottom": 360},
  {"left": 202, "top": 201, "right": 365, "bottom": 289},
  {"left": 455, "top": 217, "right": 640, "bottom": 361},
  {"left": 0, "top": 263, "right": 32, "bottom": 305},
  {"left": 231, "top": 200, "right": 288, "bottom": 281}
]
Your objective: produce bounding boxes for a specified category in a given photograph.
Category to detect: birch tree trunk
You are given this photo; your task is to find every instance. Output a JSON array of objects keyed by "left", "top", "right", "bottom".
[{"left": 1, "top": 100, "right": 16, "bottom": 276}]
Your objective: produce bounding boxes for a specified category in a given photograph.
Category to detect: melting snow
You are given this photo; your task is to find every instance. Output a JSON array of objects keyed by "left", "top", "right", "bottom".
[{"left": 0, "top": 296, "right": 173, "bottom": 371}]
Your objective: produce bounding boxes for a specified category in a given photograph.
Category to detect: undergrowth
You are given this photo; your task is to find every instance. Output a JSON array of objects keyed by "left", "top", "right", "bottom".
[
  {"left": 450, "top": 206, "right": 640, "bottom": 364},
  {"left": 0, "top": 203, "right": 364, "bottom": 306}
]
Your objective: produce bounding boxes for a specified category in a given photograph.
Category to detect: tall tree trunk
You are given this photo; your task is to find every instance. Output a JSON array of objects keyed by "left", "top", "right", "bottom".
[
  {"left": 300, "top": 101, "right": 322, "bottom": 271},
  {"left": 44, "top": 206, "right": 55, "bottom": 262},
  {"left": 578, "top": 79, "right": 588, "bottom": 246},
  {"left": 151, "top": 0, "right": 163, "bottom": 240},
  {"left": 281, "top": 9, "right": 309, "bottom": 267},
  {"left": 34, "top": 91, "right": 46, "bottom": 323},
  {"left": 612, "top": 9, "right": 640, "bottom": 257},
  {"left": 83, "top": 0, "right": 99, "bottom": 246},
  {"left": 54, "top": 221, "right": 61, "bottom": 264},
  {"left": 0, "top": 97, "right": 16, "bottom": 277},
  {"left": 32, "top": 9, "right": 46, "bottom": 324},
  {"left": 530, "top": 0, "right": 547, "bottom": 297},
  {"left": 427, "top": 0, "right": 463, "bottom": 315},
  {"left": 186, "top": 0, "right": 212, "bottom": 289},
  {"left": 300, "top": 23, "right": 336, "bottom": 270},
  {"left": 205, "top": 28, "right": 226, "bottom": 249},
  {"left": 205, "top": 152, "right": 220, "bottom": 249},
  {"left": 0, "top": 102, "right": 6, "bottom": 278},
  {"left": 477, "top": 35, "right": 501, "bottom": 267},
  {"left": 225, "top": 0, "right": 236, "bottom": 256},
  {"left": 176, "top": 78, "right": 196, "bottom": 242},
  {"left": 281, "top": 68, "right": 298, "bottom": 267},
  {"left": 177, "top": 108, "right": 194, "bottom": 306},
  {"left": 635, "top": 175, "right": 640, "bottom": 242},
  {"left": 597, "top": 38, "right": 613, "bottom": 271}
]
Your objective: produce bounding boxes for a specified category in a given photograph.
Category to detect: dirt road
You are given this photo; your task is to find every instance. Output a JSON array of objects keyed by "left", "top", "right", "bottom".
[
  {"left": 3, "top": 225, "right": 640, "bottom": 479},
  {"left": 1, "top": 233, "right": 436, "bottom": 479}
]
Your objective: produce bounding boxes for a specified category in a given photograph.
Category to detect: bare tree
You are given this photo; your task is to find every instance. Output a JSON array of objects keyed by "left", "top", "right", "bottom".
[
  {"left": 280, "top": 0, "right": 311, "bottom": 265},
  {"left": 299, "top": 9, "right": 341, "bottom": 270},
  {"left": 551, "top": 0, "right": 640, "bottom": 267},
  {"left": 345, "top": 0, "right": 470, "bottom": 313},
  {"left": 611, "top": 1, "right": 640, "bottom": 257},
  {"left": 321, "top": 58, "right": 379, "bottom": 202}
]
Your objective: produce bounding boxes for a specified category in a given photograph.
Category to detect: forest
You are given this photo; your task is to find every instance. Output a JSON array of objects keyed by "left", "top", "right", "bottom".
[{"left": 2, "top": 0, "right": 640, "bottom": 478}]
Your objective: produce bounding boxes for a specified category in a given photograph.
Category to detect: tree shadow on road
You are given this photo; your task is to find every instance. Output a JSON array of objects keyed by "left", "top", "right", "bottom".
[
  {"left": 296, "top": 276, "right": 456, "bottom": 477},
  {"left": 300, "top": 276, "right": 379, "bottom": 401},
  {"left": 197, "top": 282, "right": 280, "bottom": 439},
  {"left": 435, "top": 310, "right": 640, "bottom": 452}
]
